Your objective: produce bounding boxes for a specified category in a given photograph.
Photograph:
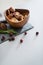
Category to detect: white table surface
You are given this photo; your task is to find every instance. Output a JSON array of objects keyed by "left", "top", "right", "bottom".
[{"left": 0, "top": 0, "right": 43, "bottom": 65}]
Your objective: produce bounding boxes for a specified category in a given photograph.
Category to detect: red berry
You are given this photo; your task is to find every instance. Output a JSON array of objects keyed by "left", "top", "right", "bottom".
[
  {"left": 24, "top": 32, "right": 27, "bottom": 35},
  {"left": 8, "top": 38, "right": 12, "bottom": 41},
  {"left": 1, "top": 36, "right": 5, "bottom": 41},
  {"left": 1, "top": 38, "right": 4, "bottom": 41},
  {"left": 20, "top": 39, "right": 23, "bottom": 43},
  {"left": 11, "top": 37, "right": 15, "bottom": 41},
  {"left": 2, "top": 36, "right": 5, "bottom": 39},
  {"left": 36, "top": 32, "right": 39, "bottom": 36},
  {"left": 8, "top": 37, "right": 15, "bottom": 41},
  {"left": 9, "top": 32, "right": 13, "bottom": 37}
]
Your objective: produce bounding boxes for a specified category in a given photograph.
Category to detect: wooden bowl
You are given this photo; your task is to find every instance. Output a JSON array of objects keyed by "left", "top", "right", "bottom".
[{"left": 4, "top": 8, "right": 30, "bottom": 28}]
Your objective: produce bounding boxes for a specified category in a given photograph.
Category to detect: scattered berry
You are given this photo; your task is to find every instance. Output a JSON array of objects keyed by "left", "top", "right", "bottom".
[
  {"left": 8, "top": 38, "right": 12, "bottom": 41},
  {"left": 20, "top": 39, "right": 23, "bottom": 43},
  {"left": 24, "top": 32, "right": 27, "bottom": 35},
  {"left": 2, "top": 36, "right": 5, "bottom": 39},
  {"left": 1, "top": 38, "right": 4, "bottom": 41},
  {"left": 8, "top": 37, "right": 15, "bottom": 41},
  {"left": 9, "top": 32, "right": 13, "bottom": 37},
  {"left": 1, "top": 36, "right": 5, "bottom": 41},
  {"left": 36, "top": 32, "right": 39, "bottom": 36},
  {"left": 11, "top": 37, "right": 15, "bottom": 41}
]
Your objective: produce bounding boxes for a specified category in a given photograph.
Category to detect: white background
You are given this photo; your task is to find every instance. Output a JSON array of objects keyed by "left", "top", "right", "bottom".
[{"left": 0, "top": 0, "right": 43, "bottom": 65}]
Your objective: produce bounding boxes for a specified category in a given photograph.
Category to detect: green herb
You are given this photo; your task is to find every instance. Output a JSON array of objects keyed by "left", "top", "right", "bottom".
[{"left": 0, "top": 29, "right": 17, "bottom": 34}]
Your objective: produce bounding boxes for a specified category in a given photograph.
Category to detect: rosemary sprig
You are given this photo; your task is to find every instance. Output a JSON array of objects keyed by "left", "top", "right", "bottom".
[{"left": 0, "top": 29, "right": 17, "bottom": 34}]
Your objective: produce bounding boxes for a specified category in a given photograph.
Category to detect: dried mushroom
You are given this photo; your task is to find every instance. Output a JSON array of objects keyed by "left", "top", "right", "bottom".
[
  {"left": 8, "top": 14, "right": 13, "bottom": 19},
  {"left": 0, "top": 23, "right": 7, "bottom": 30},
  {"left": 9, "top": 7, "right": 15, "bottom": 13},
  {"left": 6, "top": 10, "right": 10, "bottom": 16}
]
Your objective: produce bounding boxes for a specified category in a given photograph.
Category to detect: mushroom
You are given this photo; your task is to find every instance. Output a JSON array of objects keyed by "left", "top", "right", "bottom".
[
  {"left": 0, "top": 23, "right": 7, "bottom": 30},
  {"left": 9, "top": 7, "right": 15, "bottom": 13}
]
